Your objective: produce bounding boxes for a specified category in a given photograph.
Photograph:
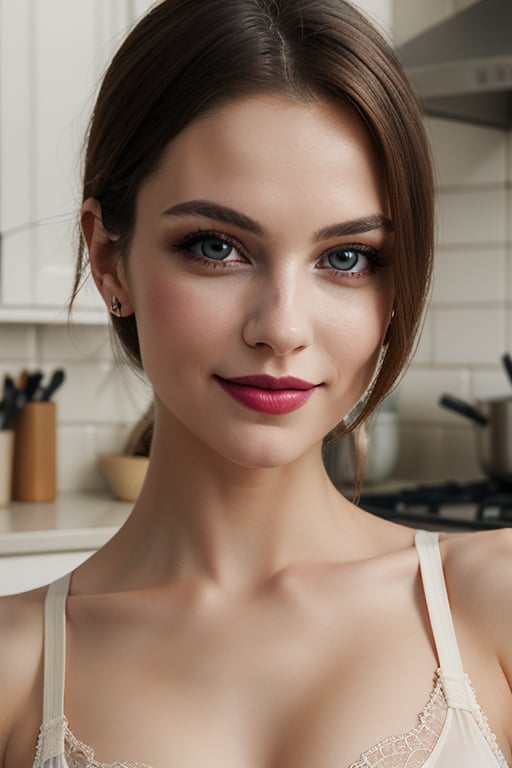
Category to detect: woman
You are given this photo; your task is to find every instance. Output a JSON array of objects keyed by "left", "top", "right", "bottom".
[{"left": 1, "top": 1, "right": 511, "bottom": 766}]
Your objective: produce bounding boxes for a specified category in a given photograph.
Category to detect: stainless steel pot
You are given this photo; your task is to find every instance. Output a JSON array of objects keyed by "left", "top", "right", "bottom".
[{"left": 440, "top": 394, "right": 512, "bottom": 482}]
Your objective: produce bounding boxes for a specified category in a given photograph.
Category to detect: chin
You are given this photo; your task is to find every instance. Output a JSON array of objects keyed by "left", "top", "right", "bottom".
[
  {"left": 221, "top": 434, "right": 322, "bottom": 472},
  {"left": 235, "top": 453, "right": 296, "bottom": 470}
]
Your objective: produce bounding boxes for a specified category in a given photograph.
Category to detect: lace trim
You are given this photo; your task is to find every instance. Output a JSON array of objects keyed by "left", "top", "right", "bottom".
[
  {"left": 347, "top": 672, "right": 447, "bottom": 768},
  {"left": 32, "top": 671, "right": 509, "bottom": 768},
  {"left": 64, "top": 728, "right": 152, "bottom": 768}
]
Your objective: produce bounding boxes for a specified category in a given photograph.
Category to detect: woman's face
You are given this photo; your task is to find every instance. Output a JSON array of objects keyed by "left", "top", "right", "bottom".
[{"left": 123, "top": 94, "right": 394, "bottom": 468}]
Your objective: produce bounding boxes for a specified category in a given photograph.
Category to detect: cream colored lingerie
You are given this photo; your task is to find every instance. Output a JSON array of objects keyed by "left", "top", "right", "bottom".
[{"left": 33, "top": 530, "right": 510, "bottom": 768}]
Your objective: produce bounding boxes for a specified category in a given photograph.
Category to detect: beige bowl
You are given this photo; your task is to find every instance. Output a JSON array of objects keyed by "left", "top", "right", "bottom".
[{"left": 99, "top": 453, "right": 149, "bottom": 501}]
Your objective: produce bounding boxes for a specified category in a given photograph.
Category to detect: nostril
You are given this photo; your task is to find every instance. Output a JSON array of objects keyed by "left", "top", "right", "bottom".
[{"left": 241, "top": 287, "right": 314, "bottom": 354}]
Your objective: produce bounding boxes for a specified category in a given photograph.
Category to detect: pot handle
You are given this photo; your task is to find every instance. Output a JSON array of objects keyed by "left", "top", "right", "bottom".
[
  {"left": 502, "top": 352, "right": 512, "bottom": 387},
  {"left": 438, "top": 394, "right": 488, "bottom": 426}
]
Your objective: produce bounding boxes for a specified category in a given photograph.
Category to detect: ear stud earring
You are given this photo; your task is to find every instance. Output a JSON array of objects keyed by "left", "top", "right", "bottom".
[{"left": 110, "top": 296, "right": 122, "bottom": 317}]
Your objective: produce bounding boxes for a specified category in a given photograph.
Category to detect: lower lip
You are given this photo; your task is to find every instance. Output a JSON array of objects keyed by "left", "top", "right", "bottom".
[{"left": 216, "top": 379, "right": 315, "bottom": 415}]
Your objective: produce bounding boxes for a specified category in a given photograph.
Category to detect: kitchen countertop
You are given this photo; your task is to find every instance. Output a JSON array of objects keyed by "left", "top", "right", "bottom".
[
  {"left": 0, "top": 481, "right": 418, "bottom": 558},
  {"left": 0, "top": 493, "right": 132, "bottom": 556}
]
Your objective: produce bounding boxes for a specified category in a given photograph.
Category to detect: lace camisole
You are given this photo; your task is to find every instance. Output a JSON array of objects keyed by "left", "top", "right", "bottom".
[{"left": 33, "top": 530, "right": 510, "bottom": 768}]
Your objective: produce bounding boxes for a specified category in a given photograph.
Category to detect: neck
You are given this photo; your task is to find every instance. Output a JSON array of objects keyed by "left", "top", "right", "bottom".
[{"left": 96, "top": 410, "right": 367, "bottom": 594}]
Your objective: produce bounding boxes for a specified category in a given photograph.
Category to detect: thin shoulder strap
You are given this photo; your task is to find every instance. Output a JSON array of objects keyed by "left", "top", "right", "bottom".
[
  {"left": 415, "top": 529, "right": 478, "bottom": 711},
  {"left": 415, "top": 530, "right": 464, "bottom": 674},
  {"left": 43, "top": 572, "right": 72, "bottom": 724}
]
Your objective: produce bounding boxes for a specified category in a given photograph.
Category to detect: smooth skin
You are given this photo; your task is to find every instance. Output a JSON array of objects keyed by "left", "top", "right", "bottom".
[{"left": 1, "top": 95, "right": 511, "bottom": 768}]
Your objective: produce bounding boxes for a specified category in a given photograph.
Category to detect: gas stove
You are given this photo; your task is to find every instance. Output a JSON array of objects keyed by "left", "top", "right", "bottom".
[{"left": 359, "top": 480, "right": 512, "bottom": 531}]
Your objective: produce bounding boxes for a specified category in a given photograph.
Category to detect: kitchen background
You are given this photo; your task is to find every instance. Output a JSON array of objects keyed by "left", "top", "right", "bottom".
[{"left": 1, "top": 0, "right": 511, "bottom": 496}]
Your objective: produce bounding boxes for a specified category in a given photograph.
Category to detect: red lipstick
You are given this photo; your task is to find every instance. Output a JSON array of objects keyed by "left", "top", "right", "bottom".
[{"left": 214, "top": 374, "right": 318, "bottom": 415}]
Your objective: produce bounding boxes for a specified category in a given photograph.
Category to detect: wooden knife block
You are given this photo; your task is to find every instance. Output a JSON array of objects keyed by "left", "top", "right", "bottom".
[{"left": 12, "top": 402, "right": 56, "bottom": 501}]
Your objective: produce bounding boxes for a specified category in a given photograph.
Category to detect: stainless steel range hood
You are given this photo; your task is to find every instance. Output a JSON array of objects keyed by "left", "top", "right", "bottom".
[{"left": 397, "top": 0, "right": 512, "bottom": 129}]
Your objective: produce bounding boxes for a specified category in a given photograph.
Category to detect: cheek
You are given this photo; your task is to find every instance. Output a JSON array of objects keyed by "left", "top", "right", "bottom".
[
  {"left": 326, "top": 288, "right": 392, "bottom": 357},
  {"left": 133, "top": 272, "right": 238, "bottom": 364},
  {"left": 322, "top": 283, "right": 394, "bottom": 411}
]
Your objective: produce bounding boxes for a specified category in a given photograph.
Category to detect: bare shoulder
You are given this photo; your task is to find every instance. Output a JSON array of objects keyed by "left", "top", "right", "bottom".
[
  {"left": 441, "top": 528, "right": 512, "bottom": 679},
  {"left": 0, "top": 587, "right": 46, "bottom": 760},
  {"left": 441, "top": 527, "right": 512, "bottom": 612}
]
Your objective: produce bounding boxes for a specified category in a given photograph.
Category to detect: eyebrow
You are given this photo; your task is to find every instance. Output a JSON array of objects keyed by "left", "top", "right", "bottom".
[{"left": 161, "top": 200, "right": 393, "bottom": 241}]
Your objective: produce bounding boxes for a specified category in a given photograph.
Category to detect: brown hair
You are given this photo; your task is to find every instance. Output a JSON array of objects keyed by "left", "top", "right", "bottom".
[{"left": 72, "top": 0, "right": 434, "bottom": 469}]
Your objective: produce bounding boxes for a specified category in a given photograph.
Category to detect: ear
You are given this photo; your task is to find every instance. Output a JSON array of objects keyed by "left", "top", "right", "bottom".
[{"left": 81, "top": 198, "right": 135, "bottom": 316}]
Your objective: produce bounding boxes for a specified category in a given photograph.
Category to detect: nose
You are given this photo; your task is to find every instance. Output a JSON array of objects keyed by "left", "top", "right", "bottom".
[{"left": 242, "top": 271, "right": 313, "bottom": 356}]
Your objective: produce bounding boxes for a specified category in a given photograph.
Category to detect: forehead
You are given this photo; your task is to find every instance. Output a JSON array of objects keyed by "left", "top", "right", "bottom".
[{"left": 138, "top": 93, "right": 388, "bottom": 225}]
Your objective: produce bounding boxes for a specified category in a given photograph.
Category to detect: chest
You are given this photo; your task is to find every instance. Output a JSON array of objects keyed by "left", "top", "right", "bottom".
[{"left": 56, "top": 575, "right": 441, "bottom": 768}]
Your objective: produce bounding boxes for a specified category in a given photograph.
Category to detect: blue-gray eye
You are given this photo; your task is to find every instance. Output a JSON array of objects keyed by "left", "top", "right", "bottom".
[
  {"left": 327, "top": 249, "right": 361, "bottom": 271},
  {"left": 191, "top": 237, "right": 233, "bottom": 260}
]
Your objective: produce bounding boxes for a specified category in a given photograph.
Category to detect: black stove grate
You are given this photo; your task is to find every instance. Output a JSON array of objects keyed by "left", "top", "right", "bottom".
[{"left": 359, "top": 480, "right": 512, "bottom": 530}]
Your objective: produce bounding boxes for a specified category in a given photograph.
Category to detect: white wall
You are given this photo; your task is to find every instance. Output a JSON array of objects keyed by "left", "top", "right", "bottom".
[
  {"left": 391, "top": 0, "right": 512, "bottom": 483},
  {"left": 351, "top": 0, "right": 393, "bottom": 37},
  {"left": 396, "top": 122, "right": 511, "bottom": 482},
  {"left": 393, "top": 0, "right": 479, "bottom": 43}
]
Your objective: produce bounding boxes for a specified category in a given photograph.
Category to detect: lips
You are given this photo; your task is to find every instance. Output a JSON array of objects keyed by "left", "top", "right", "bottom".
[{"left": 214, "top": 374, "right": 318, "bottom": 415}]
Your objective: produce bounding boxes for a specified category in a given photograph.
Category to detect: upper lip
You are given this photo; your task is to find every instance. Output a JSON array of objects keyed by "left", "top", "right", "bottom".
[{"left": 216, "top": 374, "right": 318, "bottom": 390}]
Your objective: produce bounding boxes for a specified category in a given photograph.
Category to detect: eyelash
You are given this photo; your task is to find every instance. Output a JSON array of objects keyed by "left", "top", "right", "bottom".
[
  {"left": 171, "top": 229, "right": 386, "bottom": 277},
  {"left": 172, "top": 229, "right": 247, "bottom": 269},
  {"left": 320, "top": 243, "right": 385, "bottom": 279}
]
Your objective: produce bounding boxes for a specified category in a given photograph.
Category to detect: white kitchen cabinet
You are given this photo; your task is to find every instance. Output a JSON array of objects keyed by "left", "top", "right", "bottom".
[
  {"left": 0, "top": 0, "right": 152, "bottom": 314},
  {"left": 353, "top": 0, "right": 392, "bottom": 28}
]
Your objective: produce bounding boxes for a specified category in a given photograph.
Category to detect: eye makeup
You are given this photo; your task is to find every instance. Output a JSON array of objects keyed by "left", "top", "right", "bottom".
[{"left": 167, "top": 222, "right": 391, "bottom": 280}]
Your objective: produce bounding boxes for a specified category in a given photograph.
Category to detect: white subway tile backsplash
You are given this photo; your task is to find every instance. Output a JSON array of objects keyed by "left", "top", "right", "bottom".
[
  {"left": 471, "top": 367, "right": 512, "bottom": 400},
  {"left": 57, "top": 422, "right": 135, "bottom": 493},
  {"left": 37, "top": 323, "right": 112, "bottom": 362},
  {"left": 505, "top": 303, "right": 512, "bottom": 351},
  {"left": 432, "top": 307, "right": 506, "bottom": 365},
  {"left": 428, "top": 119, "right": 508, "bottom": 188},
  {"left": 58, "top": 425, "right": 100, "bottom": 492},
  {"left": 56, "top": 361, "right": 151, "bottom": 425},
  {"left": 395, "top": 422, "right": 482, "bottom": 483},
  {"left": 0, "top": 325, "right": 37, "bottom": 361},
  {"left": 431, "top": 248, "right": 507, "bottom": 304},
  {"left": 437, "top": 188, "right": 507, "bottom": 247},
  {"left": 409, "top": 311, "right": 434, "bottom": 364},
  {"left": 395, "top": 423, "right": 446, "bottom": 483},
  {"left": 441, "top": 423, "right": 483, "bottom": 481},
  {"left": 94, "top": 423, "right": 134, "bottom": 456},
  {"left": 398, "top": 366, "right": 471, "bottom": 423}
]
